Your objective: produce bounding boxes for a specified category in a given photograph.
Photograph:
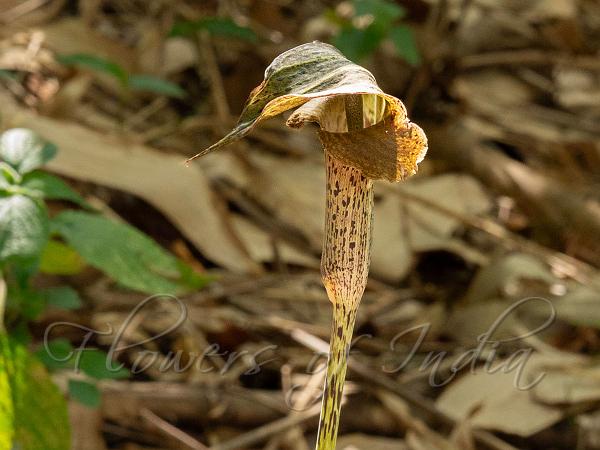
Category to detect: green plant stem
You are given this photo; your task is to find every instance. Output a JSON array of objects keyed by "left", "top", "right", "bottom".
[
  {"left": 316, "top": 95, "right": 372, "bottom": 450},
  {"left": 315, "top": 304, "right": 358, "bottom": 449},
  {"left": 0, "top": 270, "right": 5, "bottom": 332}
]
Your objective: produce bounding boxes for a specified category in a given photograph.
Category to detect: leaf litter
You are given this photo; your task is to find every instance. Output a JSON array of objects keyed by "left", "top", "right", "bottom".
[{"left": 1, "top": 1, "right": 600, "bottom": 449}]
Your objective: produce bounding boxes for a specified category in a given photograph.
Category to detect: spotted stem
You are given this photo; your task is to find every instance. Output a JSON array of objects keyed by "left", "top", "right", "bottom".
[{"left": 316, "top": 95, "right": 374, "bottom": 450}]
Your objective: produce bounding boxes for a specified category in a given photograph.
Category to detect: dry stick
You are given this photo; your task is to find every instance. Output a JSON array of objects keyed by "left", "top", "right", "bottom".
[
  {"left": 316, "top": 95, "right": 373, "bottom": 450},
  {"left": 209, "top": 405, "right": 321, "bottom": 450},
  {"left": 140, "top": 408, "right": 209, "bottom": 450},
  {"left": 197, "top": 32, "right": 231, "bottom": 125},
  {"left": 264, "top": 364, "right": 326, "bottom": 449},
  {"left": 460, "top": 50, "right": 600, "bottom": 70}
]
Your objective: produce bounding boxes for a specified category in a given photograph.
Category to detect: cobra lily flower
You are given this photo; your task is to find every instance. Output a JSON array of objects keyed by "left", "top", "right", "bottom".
[{"left": 188, "top": 41, "right": 427, "bottom": 450}]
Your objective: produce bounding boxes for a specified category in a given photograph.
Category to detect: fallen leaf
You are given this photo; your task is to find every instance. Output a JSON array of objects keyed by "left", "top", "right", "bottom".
[
  {"left": 337, "top": 433, "right": 408, "bottom": 450},
  {"left": 230, "top": 214, "right": 319, "bottom": 268},
  {"left": 554, "top": 283, "right": 600, "bottom": 329},
  {"left": 436, "top": 354, "right": 563, "bottom": 437},
  {"left": 464, "top": 252, "right": 557, "bottom": 304},
  {"left": 533, "top": 364, "right": 600, "bottom": 405}
]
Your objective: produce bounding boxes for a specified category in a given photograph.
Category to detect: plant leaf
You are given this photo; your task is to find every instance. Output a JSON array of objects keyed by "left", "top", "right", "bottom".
[
  {"left": 39, "top": 240, "right": 86, "bottom": 275},
  {"left": 21, "top": 171, "right": 89, "bottom": 208},
  {"left": 333, "top": 25, "right": 386, "bottom": 62},
  {"left": 129, "top": 75, "right": 186, "bottom": 98},
  {"left": 42, "top": 286, "right": 82, "bottom": 310},
  {"left": 353, "top": 0, "right": 405, "bottom": 23},
  {"left": 51, "top": 211, "right": 209, "bottom": 294},
  {"left": 0, "top": 128, "right": 57, "bottom": 175},
  {"left": 57, "top": 53, "right": 128, "bottom": 85},
  {"left": 78, "top": 349, "right": 129, "bottom": 380},
  {"left": 0, "top": 162, "right": 21, "bottom": 186},
  {"left": 36, "top": 338, "right": 75, "bottom": 370},
  {"left": 0, "top": 69, "right": 17, "bottom": 81},
  {"left": 37, "top": 340, "right": 128, "bottom": 380},
  {"left": 0, "top": 172, "right": 10, "bottom": 190},
  {"left": 436, "top": 354, "right": 563, "bottom": 437},
  {"left": 17, "top": 288, "right": 46, "bottom": 320},
  {"left": 68, "top": 380, "right": 100, "bottom": 408},
  {"left": 187, "top": 41, "right": 427, "bottom": 181},
  {"left": 389, "top": 25, "right": 421, "bottom": 66},
  {"left": 0, "top": 334, "right": 71, "bottom": 450},
  {"left": 170, "top": 17, "right": 257, "bottom": 42},
  {"left": 0, "top": 195, "right": 49, "bottom": 263}
]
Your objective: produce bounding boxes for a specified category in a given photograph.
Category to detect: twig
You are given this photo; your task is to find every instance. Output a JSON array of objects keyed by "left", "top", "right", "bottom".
[
  {"left": 209, "top": 405, "right": 321, "bottom": 450},
  {"left": 122, "top": 96, "right": 168, "bottom": 131},
  {"left": 140, "top": 408, "right": 209, "bottom": 450},
  {"left": 196, "top": 32, "right": 230, "bottom": 125},
  {"left": 460, "top": 50, "right": 600, "bottom": 70},
  {"left": 0, "top": 0, "right": 49, "bottom": 23},
  {"left": 264, "top": 363, "right": 326, "bottom": 449}
]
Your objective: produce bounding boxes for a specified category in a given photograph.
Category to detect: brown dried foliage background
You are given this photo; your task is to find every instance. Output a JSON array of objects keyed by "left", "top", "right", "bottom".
[{"left": 1, "top": 1, "right": 600, "bottom": 449}]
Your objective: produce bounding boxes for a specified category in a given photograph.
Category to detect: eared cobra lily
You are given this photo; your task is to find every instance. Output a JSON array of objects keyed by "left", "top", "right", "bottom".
[{"left": 188, "top": 41, "right": 427, "bottom": 450}]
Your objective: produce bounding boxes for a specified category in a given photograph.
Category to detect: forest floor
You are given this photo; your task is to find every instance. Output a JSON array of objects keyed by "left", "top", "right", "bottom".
[{"left": 2, "top": 1, "right": 600, "bottom": 449}]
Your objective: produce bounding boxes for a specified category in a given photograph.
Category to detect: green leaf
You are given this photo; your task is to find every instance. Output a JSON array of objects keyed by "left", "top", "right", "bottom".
[
  {"left": 0, "top": 195, "right": 49, "bottom": 264},
  {"left": 56, "top": 53, "right": 128, "bottom": 85},
  {"left": 334, "top": 25, "right": 387, "bottom": 61},
  {"left": 5, "top": 267, "right": 46, "bottom": 319},
  {"left": 68, "top": 379, "right": 100, "bottom": 408},
  {"left": 129, "top": 74, "right": 186, "bottom": 98},
  {"left": 389, "top": 24, "right": 421, "bottom": 66},
  {"left": 21, "top": 171, "right": 89, "bottom": 208},
  {"left": 0, "top": 69, "right": 17, "bottom": 81},
  {"left": 39, "top": 240, "right": 86, "bottom": 275},
  {"left": 0, "top": 334, "right": 71, "bottom": 450},
  {"left": 16, "top": 288, "right": 45, "bottom": 321},
  {"left": 353, "top": 0, "right": 405, "bottom": 24},
  {"left": 10, "top": 322, "right": 31, "bottom": 347},
  {"left": 37, "top": 341, "right": 127, "bottom": 380},
  {"left": 0, "top": 172, "right": 9, "bottom": 190},
  {"left": 42, "top": 286, "right": 82, "bottom": 310},
  {"left": 79, "top": 350, "right": 129, "bottom": 380},
  {"left": 170, "top": 17, "right": 257, "bottom": 42},
  {"left": 36, "top": 338, "right": 75, "bottom": 371},
  {"left": 0, "top": 128, "right": 57, "bottom": 175},
  {"left": 51, "top": 211, "right": 209, "bottom": 294},
  {"left": 0, "top": 162, "right": 21, "bottom": 187}
]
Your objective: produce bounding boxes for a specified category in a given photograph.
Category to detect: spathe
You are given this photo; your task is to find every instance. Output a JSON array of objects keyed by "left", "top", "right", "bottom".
[{"left": 187, "top": 41, "right": 427, "bottom": 181}]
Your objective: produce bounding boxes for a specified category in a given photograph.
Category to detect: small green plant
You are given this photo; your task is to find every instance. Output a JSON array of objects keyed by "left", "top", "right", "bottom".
[
  {"left": 0, "top": 128, "right": 207, "bottom": 315},
  {"left": 170, "top": 16, "right": 257, "bottom": 42},
  {"left": 57, "top": 54, "right": 186, "bottom": 98},
  {"left": 56, "top": 15, "right": 257, "bottom": 101},
  {"left": 36, "top": 338, "right": 129, "bottom": 408},
  {"left": 327, "top": 0, "right": 421, "bottom": 65},
  {"left": 0, "top": 128, "right": 210, "bottom": 446}
]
